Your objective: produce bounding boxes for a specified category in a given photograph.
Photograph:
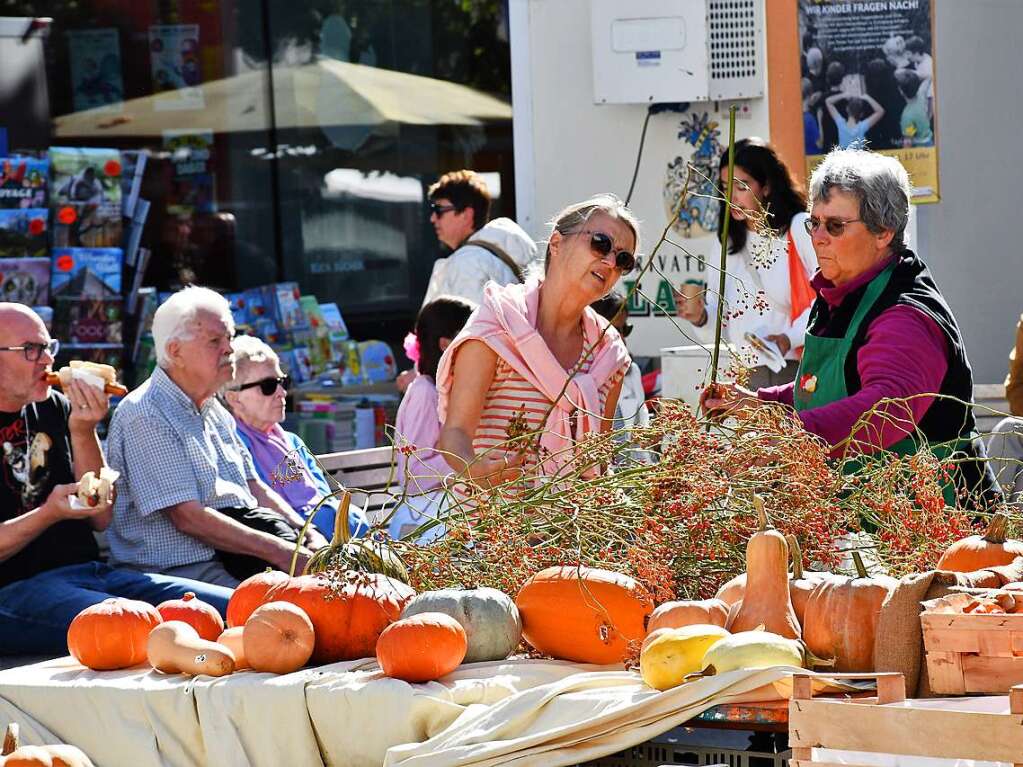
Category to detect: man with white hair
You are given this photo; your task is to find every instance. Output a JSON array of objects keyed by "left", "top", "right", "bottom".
[
  {"left": 106, "top": 287, "right": 326, "bottom": 588},
  {"left": 0, "top": 302, "right": 231, "bottom": 655}
]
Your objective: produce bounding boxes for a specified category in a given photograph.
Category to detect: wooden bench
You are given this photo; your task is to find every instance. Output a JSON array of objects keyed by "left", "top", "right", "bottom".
[{"left": 316, "top": 446, "right": 401, "bottom": 524}]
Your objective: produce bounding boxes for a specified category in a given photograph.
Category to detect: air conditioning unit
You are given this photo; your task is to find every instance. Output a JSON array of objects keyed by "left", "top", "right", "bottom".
[{"left": 590, "top": 0, "right": 765, "bottom": 105}]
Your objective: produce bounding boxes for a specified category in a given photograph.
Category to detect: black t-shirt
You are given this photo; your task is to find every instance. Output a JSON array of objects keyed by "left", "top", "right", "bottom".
[{"left": 0, "top": 391, "right": 98, "bottom": 586}]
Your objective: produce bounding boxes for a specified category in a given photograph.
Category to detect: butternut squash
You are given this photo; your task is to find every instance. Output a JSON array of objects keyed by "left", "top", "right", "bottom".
[
  {"left": 216, "top": 627, "right": 248, "bottom": 670},
  {"left": 726, "top": 499, "right": 801, "bottom": 639},
  {"left": 146, "top": 621, "right": 235, "bottom": 677}
]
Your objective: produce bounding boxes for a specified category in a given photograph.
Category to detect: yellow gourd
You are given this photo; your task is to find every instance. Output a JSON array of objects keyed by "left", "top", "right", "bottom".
[
  {"left": 700, "top": 630, "right": 820, "bottom": 675},
  {"left": 639, "top": 624, "right": 730, "bottom": 691},
  {"left": 146, "top": 621, "right": 235, "bottom": 677},
  {"left": 726, "top": 499, "right": 801, "bottom": 639}
]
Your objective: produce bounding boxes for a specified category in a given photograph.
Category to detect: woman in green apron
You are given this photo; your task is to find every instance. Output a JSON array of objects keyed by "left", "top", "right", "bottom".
[{"left": 703, "top": 147, "right": 998, "bottom": 508}]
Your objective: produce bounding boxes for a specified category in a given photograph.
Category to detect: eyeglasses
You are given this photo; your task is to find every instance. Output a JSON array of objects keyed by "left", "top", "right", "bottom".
[
  {"left": 568, "top": 230, "right": 637, "bottom": 274},
  {"left": 0, "top": 339, "right": 60, "bottom": 362},
  {"left": 804, "top": 216, "right": 864, "bottom": 237},
  {"left": 233, "top": 375, "right": 290, "bottom": 396},
  {"left": 429, "top": 202, "right": 460, "bottom": 217}
]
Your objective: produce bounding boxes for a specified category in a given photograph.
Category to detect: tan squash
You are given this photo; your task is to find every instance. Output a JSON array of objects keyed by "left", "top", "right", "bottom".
[
  {"left": 146, "top": 621, "right": 235, "bottom": 677},
  {"left": 715, "top": 574, "right": 746, "bottom": 607},
  {"left": 647, "top": 599, "right": 729, "bottom": 633},
  {"left": 725, "top": 499, "right": 800, "bottom": 639},
  {"left": 243, "top": 602, "right": 315, "bottom": 674},
  {"left": 802, "top": 551, "right": 896, "bottom": 672},
  {"left": 216, "top": 627, "right": 248, "bottom": 670},
  {"left": 1, "top": 723, "right": 94, "bottom": 767}
]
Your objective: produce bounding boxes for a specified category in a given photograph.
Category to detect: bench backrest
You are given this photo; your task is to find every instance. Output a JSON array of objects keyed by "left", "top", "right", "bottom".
[{"left": 316, "top": 446, "right": 398, "bottom": 520}]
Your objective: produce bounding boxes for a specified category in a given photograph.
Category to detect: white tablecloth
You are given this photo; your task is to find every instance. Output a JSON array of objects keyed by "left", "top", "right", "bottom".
[{"left": 0, "top": 657, "right": 838, "bottom": 766}]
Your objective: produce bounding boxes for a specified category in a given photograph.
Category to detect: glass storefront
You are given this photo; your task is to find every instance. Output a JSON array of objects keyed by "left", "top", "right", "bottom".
[{"left": 1, "top": 0, "right": 514, "bottom": 351}]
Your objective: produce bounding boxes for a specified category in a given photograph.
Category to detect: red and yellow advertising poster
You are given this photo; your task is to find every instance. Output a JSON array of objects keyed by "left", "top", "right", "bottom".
[{"left": 799, "top": 0, "right": 939, "bottom": 203}]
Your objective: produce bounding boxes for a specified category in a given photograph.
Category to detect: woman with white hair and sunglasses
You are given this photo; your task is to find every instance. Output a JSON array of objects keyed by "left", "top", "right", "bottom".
[
  {"left": 435, "top": 193, "right": 635, "bottom": 488},
  {"left": 223, "top": 335, "right": 369, "bottom": 538},
  {"left": 704, "top": 147, "right": 998, "bottom": 507}
]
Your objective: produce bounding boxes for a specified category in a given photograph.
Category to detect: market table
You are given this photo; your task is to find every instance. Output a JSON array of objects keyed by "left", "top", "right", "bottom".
[{"left": 0, "top": 657, "right": 851, "bottom": 767}]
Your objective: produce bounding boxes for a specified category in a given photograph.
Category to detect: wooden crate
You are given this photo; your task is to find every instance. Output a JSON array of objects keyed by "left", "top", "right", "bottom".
[
  {"left": 921, "top": 593, "right": 1023, "bottom": 694},
  {"left": 789, "top": 672, "right": 1023, "bottom": 767}
]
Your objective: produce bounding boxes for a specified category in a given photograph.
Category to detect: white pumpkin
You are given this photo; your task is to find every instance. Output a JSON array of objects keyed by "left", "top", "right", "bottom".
[{"left": 401, "top": 587, "right": 522, "bottom": 663}]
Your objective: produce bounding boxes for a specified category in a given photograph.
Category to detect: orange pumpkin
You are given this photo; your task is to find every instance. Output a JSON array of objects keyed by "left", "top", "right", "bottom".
[
  {"left": 715, "top": 574, "right": 746, "bottom": 607},
  {"left": 376, "top": 612, "right": 467, "bottom": 682},
  {"left": 647, "top": 599, "right": 729, "bottom": 633},
  {"left": 726, "top": 501, "right": 801, "bottom": 639},
  {"left": 156, "top": 592, "right": 224, "bottom": 642},
  {"left": 802, "top": 551, "right": 896, "bottom": 671},
  {"left": 243, "top": 601, "right": 315, "bottom": 674},
  {"left": 226, "top": 570, "right": 291, "bottom": 628},
  {"left": 937, "top": 513, "right": 1023, "bottom": 572},
  {"left": 266, "top": 572, "right": 415, "bottom": 663},
  {"left": 515, "top": 566, "right": 653, "bottom": 664},
  {"left": 786, "top": 534, "right": 843, "bottom": 626},
  {"left": 66, "top": 598, "right": 162, "bottom": 671}
]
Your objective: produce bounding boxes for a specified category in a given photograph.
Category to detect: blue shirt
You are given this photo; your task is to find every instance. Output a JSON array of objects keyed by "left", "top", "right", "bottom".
[{"left": 106, "top": 366, "right": 259, "bottom": 570}]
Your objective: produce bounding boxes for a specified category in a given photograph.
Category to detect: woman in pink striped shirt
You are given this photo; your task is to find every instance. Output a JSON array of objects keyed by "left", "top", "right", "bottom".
[{"left": 436, "top": 194, "right": 636, "bottom": 490}]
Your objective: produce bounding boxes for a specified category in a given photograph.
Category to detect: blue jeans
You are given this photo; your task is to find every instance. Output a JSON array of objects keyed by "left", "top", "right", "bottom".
[{"left": 0, "top": 562, "right": 232, "bottom": 656}]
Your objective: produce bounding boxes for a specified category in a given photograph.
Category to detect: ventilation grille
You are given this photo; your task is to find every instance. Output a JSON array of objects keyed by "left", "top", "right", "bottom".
[{"left": 709, "top": 0, "right": 758, "bottom": 80}]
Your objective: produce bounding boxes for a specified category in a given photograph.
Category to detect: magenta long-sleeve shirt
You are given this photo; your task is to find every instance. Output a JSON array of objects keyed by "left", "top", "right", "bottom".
[{"left": 758, "top": 255, "right": 949, "bottom": 455}]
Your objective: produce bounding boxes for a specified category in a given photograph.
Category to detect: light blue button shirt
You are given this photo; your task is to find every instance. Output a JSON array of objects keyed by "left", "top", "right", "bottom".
[{"left": 106, "top": 366, "right": 258, "bottom": 570}]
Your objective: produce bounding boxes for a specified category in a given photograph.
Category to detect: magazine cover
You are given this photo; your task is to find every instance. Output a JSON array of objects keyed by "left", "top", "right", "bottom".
[
  {"left": 53, "top": 296, "right": 124, "bottom": 345},
  {"left": 51, "top": 247, "right": 124, "bottom": 299},
  {"left": 67, "top": 28, "right": 124, "bottom": 112},
  {"left": 50, "top": 147, "right": 123, "bottom": 247},
  {"left": 120, "top": 150, "right": 148, "bottom": 218},
  {"left": 148, "top": 24, "right": 203, "bottom": 110},
  {"left": 266, "top": 282, "right": 309, "bottom": 332},
  {"left": 0, "top": 257, "right": 50, "bottom": 305},
  {"left": 0, "top": 208, "right": 48, "bottom": 257},
  {"left": 0, "top": 157, "right": 48, "bottom": 209}
]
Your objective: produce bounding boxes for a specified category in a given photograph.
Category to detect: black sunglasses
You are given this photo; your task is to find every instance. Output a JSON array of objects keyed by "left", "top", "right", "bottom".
[
  {"left": 620, "top": 322, "right": 633, "bottom": 338},
  {"left": 569, "top": 230, "right": 637, "bottom": 274},
  {"left": 235, "top": 375, "right": 290, "bottom": 396},
  {"left": 429, "top": 202, "right": 460, "bottom": 217}
]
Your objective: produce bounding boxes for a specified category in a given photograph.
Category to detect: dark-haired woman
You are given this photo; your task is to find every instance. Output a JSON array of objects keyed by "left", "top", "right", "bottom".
[
  {"left": 678, "top": 138, "right": 818, "bottom": 388},
  {"left": 389, "top": 296, "right": 474, "bottom": 540}
]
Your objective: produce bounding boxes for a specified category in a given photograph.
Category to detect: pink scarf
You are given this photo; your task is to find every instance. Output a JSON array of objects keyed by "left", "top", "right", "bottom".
[{"left": 437, "top": 279, "right": 630, "bottom": 474}]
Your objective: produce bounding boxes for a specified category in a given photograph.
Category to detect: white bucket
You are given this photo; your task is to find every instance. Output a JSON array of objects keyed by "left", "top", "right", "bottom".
[{"left": 660, "top": 344, "right": 734, "bottom": 411}]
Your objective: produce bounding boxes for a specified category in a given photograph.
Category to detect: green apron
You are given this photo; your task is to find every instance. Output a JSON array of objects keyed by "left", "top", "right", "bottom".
[{"left": 794, "top": 264, "right": 969, "bottom": 505}]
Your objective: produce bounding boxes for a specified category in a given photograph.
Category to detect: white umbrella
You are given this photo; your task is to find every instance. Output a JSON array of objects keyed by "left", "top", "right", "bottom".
[{"left": 54, "top": 57, "right": 512, "bottom": 139}]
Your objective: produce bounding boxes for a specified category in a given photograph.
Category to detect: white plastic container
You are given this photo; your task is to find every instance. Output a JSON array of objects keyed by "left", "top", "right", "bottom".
[{"left": 660, "top": 344, "right": 734, "bottom": 411}]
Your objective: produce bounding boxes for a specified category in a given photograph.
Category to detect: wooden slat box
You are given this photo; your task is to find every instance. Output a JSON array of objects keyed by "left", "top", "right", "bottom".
[
  {"left": 921, "top": 592, "right": 1023, "bottom": 694},
  {"left": 789, "top": 672, "right": 1023, "bottom": 767}
]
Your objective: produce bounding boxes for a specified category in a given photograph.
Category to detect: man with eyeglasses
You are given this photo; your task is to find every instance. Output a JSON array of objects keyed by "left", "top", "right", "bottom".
[
  {"left": 104, "top": 287, "right": 328, "bottom": 589},
  {"left": 0, "top": 302, "right": 232, "bottom": 656},
  {"left": 420, "top": 170, "right": 537, "bottom": 308}
]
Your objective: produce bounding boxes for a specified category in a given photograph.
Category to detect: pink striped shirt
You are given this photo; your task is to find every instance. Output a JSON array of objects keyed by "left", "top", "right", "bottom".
[{"left": 472, "top": 355, "right": 625, "bottom": 476}]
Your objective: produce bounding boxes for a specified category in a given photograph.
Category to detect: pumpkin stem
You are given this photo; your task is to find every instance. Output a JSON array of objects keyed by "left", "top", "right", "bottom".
[
  {"left": 851, "top": 550, "right": 869, "bottom": 579},
  {"left": 332, "top": 491, "right": 353, "bottom": 546},
  {"left": 754, "top": 496, "right": 771, "bottom": 531},
  {"left": 786, "top": 535, "right": 805, "bottom": 580},
  {"left": 2, "top": 722, "right": 18, "bottom": 755},
  {"left": 983, "top": 512, "right": 1009, "bottom": 545}
]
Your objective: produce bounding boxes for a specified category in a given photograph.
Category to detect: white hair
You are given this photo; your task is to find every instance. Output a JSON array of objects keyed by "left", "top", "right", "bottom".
[
  {"left": 152, "top": 286, "right": 234, "bottom": 367},
  {"left": 229, "top": 334, "right": 279, "bottom": 384}
]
